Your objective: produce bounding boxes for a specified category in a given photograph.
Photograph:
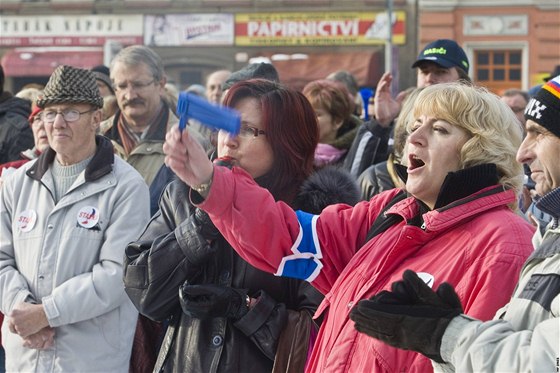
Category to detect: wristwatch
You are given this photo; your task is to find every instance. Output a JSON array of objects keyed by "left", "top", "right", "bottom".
[
  {"left": 191, "top": 171, "right": 213, "bottom": 195},
  {"left": 191, "top": 179, "right": 212, "bottom": 195}
]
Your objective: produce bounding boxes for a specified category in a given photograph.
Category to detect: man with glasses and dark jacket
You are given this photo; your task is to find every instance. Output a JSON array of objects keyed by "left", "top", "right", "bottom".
[{"left": 101, "top": 45, "right": 208, "bottom": 189}]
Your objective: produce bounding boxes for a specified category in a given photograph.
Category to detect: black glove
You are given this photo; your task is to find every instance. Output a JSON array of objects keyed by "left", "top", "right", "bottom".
[
  {"left": 349, "top": 270, "right": 463, "bottom": 363},
  {"left": 179, "top": 283, "right": 249, "bottom": 320}
]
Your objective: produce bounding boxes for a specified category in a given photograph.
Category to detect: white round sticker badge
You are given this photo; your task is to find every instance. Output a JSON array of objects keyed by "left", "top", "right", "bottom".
[
  {"left": 18, "top": 210, "right": 37, "bottom": 233},
  {"left": 77, "top": 206, "right": 100, "bottom": 229}
]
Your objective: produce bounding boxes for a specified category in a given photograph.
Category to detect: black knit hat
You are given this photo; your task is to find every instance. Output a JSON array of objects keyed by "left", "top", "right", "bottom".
[
  {"left": 222, "top": 63, "right": 279, "bottom": 90},
  {"left": 525, "top": 75, "right": 560, "bottom": 138},
  {"left": 91, "top": 64, "right": 115, "bottom": 95},
  {"left": 37, "top": 65, "right": 104, "bottom": 109}
]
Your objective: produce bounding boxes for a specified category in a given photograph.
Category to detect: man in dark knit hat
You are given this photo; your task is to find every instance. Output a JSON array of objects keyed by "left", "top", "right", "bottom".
[
  {"left": 222, "top": 62, "right": 279, "bottom": 92},
  {"left": 350, "top": 76, "right": 560, "bottom": 372},
  {"left": 91, "top": 64, "right": 115, "bottom": 97},
  {"left": 0, "top": 65, "right": 150, "bottom": 372}
]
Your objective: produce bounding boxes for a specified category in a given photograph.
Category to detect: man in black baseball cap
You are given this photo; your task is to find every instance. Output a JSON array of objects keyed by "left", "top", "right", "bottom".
[
  {"left": 411, "top": 39, "right": 470, "bottom": 87},
  {"left": 344, "top": 38, "right": 471, "bottom": 179}
]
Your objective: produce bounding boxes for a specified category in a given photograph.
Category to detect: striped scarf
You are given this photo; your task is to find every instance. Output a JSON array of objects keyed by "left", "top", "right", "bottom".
[{"left": 116, "top": 104, "right": 168, "bottom": 156}]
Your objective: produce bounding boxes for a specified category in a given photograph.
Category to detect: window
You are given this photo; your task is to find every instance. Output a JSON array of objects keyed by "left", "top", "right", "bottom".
[{"left": 474, "top": 49, "right": 522, "bottom": 94}]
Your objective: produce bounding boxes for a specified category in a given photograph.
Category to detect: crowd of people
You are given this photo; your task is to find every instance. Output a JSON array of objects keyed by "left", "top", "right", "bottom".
[{"left": 0, "top": 38, "right": 558, "bottom": 373}]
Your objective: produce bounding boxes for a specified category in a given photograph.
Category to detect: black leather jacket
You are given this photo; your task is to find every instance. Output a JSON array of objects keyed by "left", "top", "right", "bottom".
[{"left": 123, "top": 167, "right": 360, "bottom": 373}]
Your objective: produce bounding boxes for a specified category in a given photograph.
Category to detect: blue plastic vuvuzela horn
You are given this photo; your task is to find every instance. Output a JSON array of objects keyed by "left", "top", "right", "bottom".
[{"left": 177, "top": 92, "right": 241, "bottom": 135}]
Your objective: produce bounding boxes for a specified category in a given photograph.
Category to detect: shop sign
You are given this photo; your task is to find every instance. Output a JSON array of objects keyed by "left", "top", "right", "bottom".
[
  {"left": 235, "top": 11, "right": 406, "bottom": 46},
  {"left": 0, "top": 15, "right": 143, "bottom": 47},
  {"left": 145, "top": 14, "right": 234, "bottom": 46}
]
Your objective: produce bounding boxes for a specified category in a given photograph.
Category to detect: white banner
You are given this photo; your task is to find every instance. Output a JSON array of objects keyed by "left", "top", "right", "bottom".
[
  {"left": 144, "top": 14, "right": 234, "bottom": 46},
  {"left": 0, "top": 15, "right": 143, "bottom": 46}
]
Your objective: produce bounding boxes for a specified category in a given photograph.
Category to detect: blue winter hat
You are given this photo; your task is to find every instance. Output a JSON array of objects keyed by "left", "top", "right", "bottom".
[{"left": 412, "top": 39, "right": 469, "bottom": 73}]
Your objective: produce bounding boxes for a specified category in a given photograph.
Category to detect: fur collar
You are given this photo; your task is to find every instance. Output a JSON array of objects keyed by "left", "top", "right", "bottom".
[{"left": 293, "top": 166, "right": 360, "bottom": 214}]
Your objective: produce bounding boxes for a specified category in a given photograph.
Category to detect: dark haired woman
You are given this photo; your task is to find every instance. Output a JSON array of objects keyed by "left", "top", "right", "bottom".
[{"left": 123, "top": 79, "right": 360, "bottom": 372}]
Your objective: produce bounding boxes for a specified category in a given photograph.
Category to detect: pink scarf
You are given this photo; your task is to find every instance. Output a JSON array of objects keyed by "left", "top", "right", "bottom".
[{"left": 314, "top": 143, "right": 347, "bottom": 167}]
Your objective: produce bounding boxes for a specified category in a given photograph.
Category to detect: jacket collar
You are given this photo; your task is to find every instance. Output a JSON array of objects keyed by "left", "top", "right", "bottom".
[
  {"left": 327, "top": 115, "right": 361, "bottom": 151},
  {"left": 388, "top": 184, "right": 514, "bottom": 232},
  {"left": 391, "top": 163, "right": 504, "bottom": 228},
  {"left": 535, "top": 186, "right": 560, "bottom": 221},
  {"left": 26, "top": 135, "right": 114, "bottom": 182},
  {"left": 435, "top": 164, "right": 500, "bottom": 209},
  {"left": 394, "top": 163, "right": 499, "bottom": 210}
]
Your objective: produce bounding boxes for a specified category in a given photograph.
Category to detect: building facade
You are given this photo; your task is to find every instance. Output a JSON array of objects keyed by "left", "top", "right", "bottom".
[
  {"left": 420, "top": 0, "right": 560, "bottom": 93},
  {"left": 0, "top": 0, "right": 558, "bottom": 94}
]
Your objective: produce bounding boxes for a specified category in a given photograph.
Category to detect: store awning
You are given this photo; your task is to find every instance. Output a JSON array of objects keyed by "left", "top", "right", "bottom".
[
  {"left": 269, "top": 51, "right": 384, "bottom": 91},
  {"left": 1, "top": 48, "right": 104, "bottom": 77}
]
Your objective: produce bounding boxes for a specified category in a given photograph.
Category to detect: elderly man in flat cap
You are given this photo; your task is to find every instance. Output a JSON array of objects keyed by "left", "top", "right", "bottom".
[{"left": 0, "top": 65, "right": 150, "bottom": 372}]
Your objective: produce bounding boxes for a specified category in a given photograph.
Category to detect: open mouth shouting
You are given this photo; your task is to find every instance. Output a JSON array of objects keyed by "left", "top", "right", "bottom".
[{"left": 408, "top": 154, "right": 425, "bottom": 172}]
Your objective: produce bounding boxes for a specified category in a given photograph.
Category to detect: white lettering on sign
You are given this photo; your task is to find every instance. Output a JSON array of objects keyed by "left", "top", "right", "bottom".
[
  {"left": 248, "top": 20, "right": 359, "bottom": 38},
  {"left": 62, "top": 18, "right": 123, "bottom": 33},
  {"left": 0, "top": 15, "right": 142, "bottom": 37}
]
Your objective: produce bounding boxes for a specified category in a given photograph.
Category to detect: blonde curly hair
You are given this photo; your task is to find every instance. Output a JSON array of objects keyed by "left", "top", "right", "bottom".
[{"left": 410, "top": 82, "right": 523, "bottom": 197}]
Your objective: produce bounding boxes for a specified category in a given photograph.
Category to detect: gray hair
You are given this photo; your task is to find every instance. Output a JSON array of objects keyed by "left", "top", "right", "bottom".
[
  {"left": 326, "top": 70, "right": 359, "bottom": 95},
  {"left": 110, "top": 45, "right": 165, "bottom": 82}
]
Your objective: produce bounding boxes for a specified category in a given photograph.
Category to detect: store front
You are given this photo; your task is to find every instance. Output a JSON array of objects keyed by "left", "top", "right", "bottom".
[{"left": 0, "top": 14, "right": 142, "bottom": 92}]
